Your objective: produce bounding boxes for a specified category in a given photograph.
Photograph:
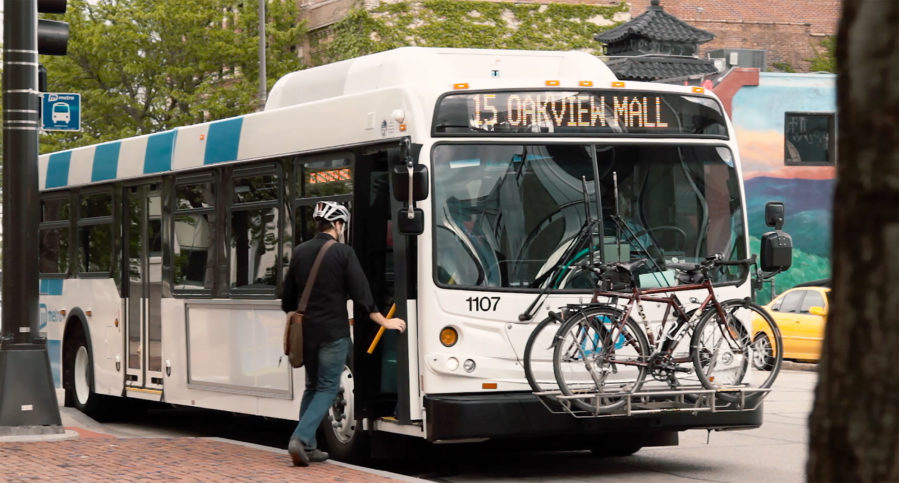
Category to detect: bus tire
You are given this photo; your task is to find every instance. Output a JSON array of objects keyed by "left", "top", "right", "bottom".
[
  {"left": 319, "top": 363, "right": 370, "bottom": 463},
  {"left": 63, "top": 325, "right": 109, "bottom": 419}
]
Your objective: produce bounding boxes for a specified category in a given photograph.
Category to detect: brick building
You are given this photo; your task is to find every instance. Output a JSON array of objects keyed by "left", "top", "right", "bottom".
[
  {"left": 628, "top": 0, "right": 840, "bottom": 72},
  {"left": 298, "top": 0, "right": 623, "bottom": 35},
  {"left": 295, "top": 0, "right": 839, "bottom": 72}
]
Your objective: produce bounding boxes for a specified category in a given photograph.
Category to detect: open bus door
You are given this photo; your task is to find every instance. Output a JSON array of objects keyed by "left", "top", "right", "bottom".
[
  {"left": 351, "top": 147, "right": 411, "bottom": 421},
  {"left": 123, "top": 183, "right": 164, "bottom": 398}
]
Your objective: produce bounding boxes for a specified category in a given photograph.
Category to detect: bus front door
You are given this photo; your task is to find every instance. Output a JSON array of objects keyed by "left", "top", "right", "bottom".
[{"left": 124, "top": 184, "right": 164, "bottom": 394}]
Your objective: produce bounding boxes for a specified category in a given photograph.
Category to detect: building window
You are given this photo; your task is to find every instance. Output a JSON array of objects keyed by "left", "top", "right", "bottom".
[{"left": 784, "top": 112, "right": 836, "bottom": 166}]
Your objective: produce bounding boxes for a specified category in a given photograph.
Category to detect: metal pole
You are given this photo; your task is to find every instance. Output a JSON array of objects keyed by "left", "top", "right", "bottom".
[
  {"left": 0, "top": 0, "right": 64, "bottom": 435},
  {"left": 258, "top": 0, "right": 266, "bottom": 105}
]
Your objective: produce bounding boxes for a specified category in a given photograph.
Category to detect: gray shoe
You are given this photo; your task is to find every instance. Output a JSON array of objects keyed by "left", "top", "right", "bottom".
[
  {"left": 288, "top": 439, "right": 309, "bottom": 467},
  {"left": 307, "top": 447, "right": 329, "bottom": 463}
]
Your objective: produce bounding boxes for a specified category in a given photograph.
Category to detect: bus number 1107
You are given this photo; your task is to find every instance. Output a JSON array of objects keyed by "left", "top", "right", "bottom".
[{"left": 466, "top": 296, "right": 500, "bottom": 312}]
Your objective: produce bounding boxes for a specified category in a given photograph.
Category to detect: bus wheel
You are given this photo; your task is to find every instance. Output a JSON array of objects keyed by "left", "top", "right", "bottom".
[
  {"left": 320, "top": 364, "right": 369, "bottom": 463},
  {"left": 64, "top": 330, "right": 108, "bottom": 418}
]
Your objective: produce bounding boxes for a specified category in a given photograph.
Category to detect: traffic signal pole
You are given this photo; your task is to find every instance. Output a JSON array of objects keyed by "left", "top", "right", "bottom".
[{"left": 0, "top": 0, "right": 64, "bottom": 435}]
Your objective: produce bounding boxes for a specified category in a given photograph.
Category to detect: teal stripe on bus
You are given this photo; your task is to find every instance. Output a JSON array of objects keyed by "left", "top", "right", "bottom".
[
  {"left": 145, "top": 130, "right": 176, "bottom": 174},
  {"left": 204, "top": 117, "right": 243, "bottom": 165},
  {"left": 92, "top": 142, "right": 120, "bottom": 182},
  {"left": 46, "top": 152, "right": 72, "bottom": 188},
  {"left": 39, "top": 278, "right": 64, "bottom": 295}
]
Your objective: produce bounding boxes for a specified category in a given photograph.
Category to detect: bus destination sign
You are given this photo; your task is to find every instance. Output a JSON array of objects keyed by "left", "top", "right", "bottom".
[{"left": 433, "top": 90, "right": 727, "bottom": 137}]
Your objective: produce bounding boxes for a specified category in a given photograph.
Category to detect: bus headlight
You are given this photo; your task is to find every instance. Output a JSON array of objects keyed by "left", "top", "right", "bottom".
[
  {"left": 440, "top": 327, "right": 458, "bottom": 347},
  {"left": 463, "top": 359, "right": 476, "bottom": 373}
]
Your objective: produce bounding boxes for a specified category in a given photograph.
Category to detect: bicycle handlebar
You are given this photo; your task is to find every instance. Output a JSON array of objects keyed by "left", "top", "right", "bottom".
[
  {"left": 707, "top": 254, "right": 757, "bottom": 268},
  {"left": 587, "top": 254, "right": 757, "bottom": 277}
]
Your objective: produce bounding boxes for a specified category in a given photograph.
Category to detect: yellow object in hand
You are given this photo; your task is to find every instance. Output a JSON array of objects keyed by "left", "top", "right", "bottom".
[{"left": 366, "top": 303, "right": 396, "bottom": 354}]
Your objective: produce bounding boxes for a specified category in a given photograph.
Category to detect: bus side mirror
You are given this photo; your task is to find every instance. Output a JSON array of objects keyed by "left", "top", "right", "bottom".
[
  {"left": 760, "top": 231, "right": 792, "bottom": 272},
  {"left": 765, "top": 201, "right": 785, "bottom": 230},
  {"left": 760, "top": 201, "right": 792, "bottom": 272},
  {"left": 392, "top": 164, "right": 429, "bottom": 202},
  {"left": 397, "top": 208, "right": 425, "bottom": 235}
]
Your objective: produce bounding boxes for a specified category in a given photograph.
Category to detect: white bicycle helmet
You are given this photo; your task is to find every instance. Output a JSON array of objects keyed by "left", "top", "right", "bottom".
[{"left": 313, "top": 201, "right": 350, "bottom": 223}]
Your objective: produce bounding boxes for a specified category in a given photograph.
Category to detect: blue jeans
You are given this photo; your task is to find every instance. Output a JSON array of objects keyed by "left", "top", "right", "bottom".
[{"left": 290, "top": 336, "right": 351, "bottom": 449}]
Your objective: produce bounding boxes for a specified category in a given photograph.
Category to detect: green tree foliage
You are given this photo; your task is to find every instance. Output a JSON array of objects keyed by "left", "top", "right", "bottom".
[
  {"left": 770, "top": 61, "right": 796, "bottom": 73},
  {"left": 39, "top": 0, "right": 305, "bottom": 153},
  {"left": 808, "top": 37, "right": 836, "bottom": 73}
]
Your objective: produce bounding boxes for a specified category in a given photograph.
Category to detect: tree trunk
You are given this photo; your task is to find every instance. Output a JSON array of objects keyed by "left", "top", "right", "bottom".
[{"left": 807, "top": 1, "right": 899, "bottom": 482}]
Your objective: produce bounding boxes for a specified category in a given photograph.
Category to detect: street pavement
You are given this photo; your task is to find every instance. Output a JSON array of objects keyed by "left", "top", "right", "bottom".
[
  {"left": 0, "top": 410, "right": 423, "bottom": 482},
  {"left": 0, "top": 363, "right": 817, "bottom": 482}
]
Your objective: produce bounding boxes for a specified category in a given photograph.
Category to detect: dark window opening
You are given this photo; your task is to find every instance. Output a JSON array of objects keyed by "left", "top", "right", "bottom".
[{"left": 785, "top": 112, "right": 836, "bottom": 166}]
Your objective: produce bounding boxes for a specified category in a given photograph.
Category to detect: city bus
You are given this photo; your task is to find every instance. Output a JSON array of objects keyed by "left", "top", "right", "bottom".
[{"left": 38, "top": 47, "right": 776, "bottom": 460}]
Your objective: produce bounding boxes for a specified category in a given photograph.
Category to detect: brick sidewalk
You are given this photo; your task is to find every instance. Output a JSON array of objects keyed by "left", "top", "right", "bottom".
[{"left": 0, "top": 431, "right": 408, "bottom": 482}]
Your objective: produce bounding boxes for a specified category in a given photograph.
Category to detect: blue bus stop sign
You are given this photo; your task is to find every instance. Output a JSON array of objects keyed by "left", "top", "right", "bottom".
[{"left": 41, "top": 92, "right": 81, "bottom": 131}]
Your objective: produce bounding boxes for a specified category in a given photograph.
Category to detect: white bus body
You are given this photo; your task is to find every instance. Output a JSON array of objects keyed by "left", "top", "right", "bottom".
[{"left": 39, "top": 47, "right": 760, "bottom": 458}]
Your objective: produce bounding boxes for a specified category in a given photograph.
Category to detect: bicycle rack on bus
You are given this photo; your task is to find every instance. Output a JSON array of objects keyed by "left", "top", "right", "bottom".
[{"left": 533, "top": 384, "right": 771, "bottom": 418}]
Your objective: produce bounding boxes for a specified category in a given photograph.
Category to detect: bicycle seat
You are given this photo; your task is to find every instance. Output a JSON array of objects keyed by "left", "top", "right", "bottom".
[
  {"left": 612, "top": 259, "right": 647, "bottom": 273},
  {"left": 666, "top": 262, "right": 707, "bottom": 284}
]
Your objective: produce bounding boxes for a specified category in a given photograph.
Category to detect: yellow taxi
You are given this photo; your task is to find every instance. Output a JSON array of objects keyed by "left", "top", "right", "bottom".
[{"left": 753, "top": 281, "right": 830, "bottom": 368}]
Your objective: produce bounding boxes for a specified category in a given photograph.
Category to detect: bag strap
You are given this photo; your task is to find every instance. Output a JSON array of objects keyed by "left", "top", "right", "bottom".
[{"left": 297, "top": 239, "right": 336, "bottom": 313}]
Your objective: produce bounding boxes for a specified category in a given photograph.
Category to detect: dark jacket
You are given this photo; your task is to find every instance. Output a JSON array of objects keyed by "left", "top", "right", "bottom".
[{"left": 282, "top": 233, "right": 377, "bottom": 344}]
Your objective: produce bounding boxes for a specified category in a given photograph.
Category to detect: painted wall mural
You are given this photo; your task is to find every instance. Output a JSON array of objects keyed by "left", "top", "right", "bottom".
[{"left": 731, "top": 73, "right": 836, "bottom": 301}]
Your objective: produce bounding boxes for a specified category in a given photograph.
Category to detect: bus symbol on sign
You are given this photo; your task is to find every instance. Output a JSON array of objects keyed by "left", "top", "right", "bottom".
[{"left": 41, "top": 92, "right": 81, "bottom": 131}]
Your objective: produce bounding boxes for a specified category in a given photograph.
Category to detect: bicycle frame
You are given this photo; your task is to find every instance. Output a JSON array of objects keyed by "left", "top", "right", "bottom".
[{"left": 583, "top": 275, "right": 737, "bottom": 370}]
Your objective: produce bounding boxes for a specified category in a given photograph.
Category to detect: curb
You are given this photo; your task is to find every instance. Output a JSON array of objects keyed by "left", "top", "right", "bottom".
[
  {"left": 0, "top": 429, "right": 80, "bottom": 443},
  {"left": 782, "top": 360, "right": 817, "bottom": 372}
]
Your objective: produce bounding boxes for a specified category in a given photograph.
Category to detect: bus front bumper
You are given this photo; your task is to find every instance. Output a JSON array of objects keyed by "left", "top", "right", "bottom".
[{"left": 423, "top": 392, "right": 763, "bottom": 443}]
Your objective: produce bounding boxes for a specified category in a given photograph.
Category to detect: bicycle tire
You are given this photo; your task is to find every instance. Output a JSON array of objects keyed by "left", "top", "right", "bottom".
[
  {"left": 691, "top": 298, "right": 783, "bottom": 404},
  {"left": 552, "top": 306, "right": 649, "bottom": 414},
  {"left": 523, "top": 312, "right": 565, "bottom": 394}
]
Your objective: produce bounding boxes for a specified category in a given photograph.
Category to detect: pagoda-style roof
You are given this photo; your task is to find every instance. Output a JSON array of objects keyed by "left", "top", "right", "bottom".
[
  {"left": 596, "top": 0, "right": 714, "bottom": 45},
  {"left": 604, "top": 55, "right": 719, "bottom": 82}
]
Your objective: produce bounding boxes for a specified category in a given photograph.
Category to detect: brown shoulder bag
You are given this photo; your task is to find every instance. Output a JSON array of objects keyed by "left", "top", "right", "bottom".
[{"left": 283, "top": 240, "right": 336, "bottom": 368}]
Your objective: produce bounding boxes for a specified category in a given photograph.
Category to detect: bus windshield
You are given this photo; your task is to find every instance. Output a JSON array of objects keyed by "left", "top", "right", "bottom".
[{"left": 432, "top": 143, "right": 746, "bottom": 289}]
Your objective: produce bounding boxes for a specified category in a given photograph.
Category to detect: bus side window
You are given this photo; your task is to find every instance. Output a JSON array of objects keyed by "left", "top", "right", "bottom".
[
  {"left": 173, "top": 178, "right": 217, "bottom": 294},
  {"left": 230, "top": 167, "right": 281, "bottom": 294},
  {"left": 40, "top": 196, "right": 72, "bottom": 275},
  {"left": 77, "top": 190, "right": 115, "bottom": 275}
]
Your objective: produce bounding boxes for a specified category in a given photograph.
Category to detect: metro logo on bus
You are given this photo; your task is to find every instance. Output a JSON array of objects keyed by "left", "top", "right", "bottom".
[{"left": 471, "top": 93, "right": 669, "bottom": 130}]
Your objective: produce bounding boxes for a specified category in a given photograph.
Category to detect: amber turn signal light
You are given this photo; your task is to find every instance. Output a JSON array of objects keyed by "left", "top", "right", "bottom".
[{"left": 440, "top": 327, "right": 458, "bottom": 347}]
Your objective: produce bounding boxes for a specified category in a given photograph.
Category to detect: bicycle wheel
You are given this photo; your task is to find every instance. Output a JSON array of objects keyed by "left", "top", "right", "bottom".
[
  {"left": 552, "top": 306, "right": 649, "bottom": 414},
  {"left": 523, "top": 312, "right": 565, "bottom": 394},
  {"left": 691, "top": 299, "right": 783, "bottom": 404}
]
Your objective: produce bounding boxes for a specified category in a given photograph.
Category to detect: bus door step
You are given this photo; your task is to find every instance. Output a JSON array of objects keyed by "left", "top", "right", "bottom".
[{"left": 125, "top": 386, "right": 163, "bottom": 402}]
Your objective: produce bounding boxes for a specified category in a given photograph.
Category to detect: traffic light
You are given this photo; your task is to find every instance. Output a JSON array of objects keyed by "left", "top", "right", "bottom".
[{"left": 38, "top": 0, "right": 69, "bottom": 56}]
